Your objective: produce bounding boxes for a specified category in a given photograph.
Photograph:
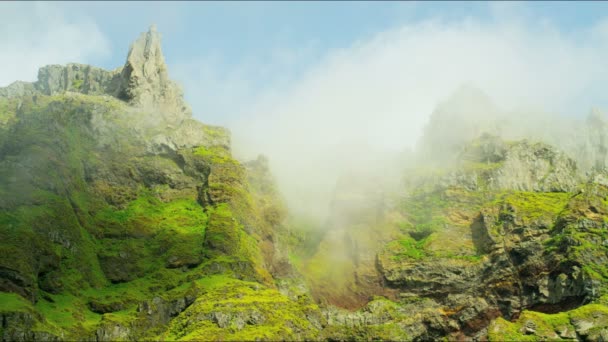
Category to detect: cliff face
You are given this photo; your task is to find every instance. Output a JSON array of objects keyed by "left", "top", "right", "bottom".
[
  {"left": 2, "top": 26, "right": 608, "bottom": 342},
  {"left": 0, "top": 26, "right": 320, "bottom": 341},
  {"left": 289, "top": 131, "right": 608, "bottom": 340},
  {"left": 1, "top": 24, "right": 190, "bottom": 126},
  {"left": 417, "top": 86, "right": 608, "bottom": 179}
]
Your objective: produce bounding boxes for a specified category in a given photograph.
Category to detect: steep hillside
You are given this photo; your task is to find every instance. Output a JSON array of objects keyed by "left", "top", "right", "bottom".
[
  {"left": 2, "top": 26, "right": 608, "bottom": 342},
  {"left": 292, "top": 133, "right": 608, "bottom": 340},
  {"left": 0, "top": 27, "right": 321, "bottom": 341}
]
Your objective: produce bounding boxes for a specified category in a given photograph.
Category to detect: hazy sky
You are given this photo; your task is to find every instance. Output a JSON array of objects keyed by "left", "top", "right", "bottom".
[{"left": 3, "top": 1, "right": 608, "bottom": 218}]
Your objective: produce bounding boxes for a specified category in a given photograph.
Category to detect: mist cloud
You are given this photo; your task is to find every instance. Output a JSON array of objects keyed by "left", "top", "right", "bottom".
[
  {"left": 221, "top": 10, "right": 608, "bottom": 219},
  {"left": 0, "top": 2, "right": 110, "bottom": 87}
]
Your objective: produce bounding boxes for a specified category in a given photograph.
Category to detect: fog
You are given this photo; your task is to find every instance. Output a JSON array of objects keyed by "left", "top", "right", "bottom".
[
  {"left": 0, "top": 2, "right": 110, "bottom": 87},
  {"left": 225, "top": 13, "right": 608, "bottom": 220}
]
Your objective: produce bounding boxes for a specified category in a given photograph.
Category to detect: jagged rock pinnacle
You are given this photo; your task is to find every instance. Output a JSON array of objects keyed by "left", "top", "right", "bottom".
[
  {"left": 117, "top": 25, "right": 191, "bottom": 123},
  {"left": 118, "top": 26, "right": 169, "bottom": 102},
  {"left": 418, "top": 84, "right": 501, "bottom": 162},
  {"left": 1, "top": 25, "right": 192, "bottom": 125}
]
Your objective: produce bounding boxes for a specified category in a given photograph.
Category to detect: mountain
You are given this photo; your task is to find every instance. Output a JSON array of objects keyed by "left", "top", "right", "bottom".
[
  {"left": 2, "top": 26, "right": 608, "bottom": 341},
  {"left": 0, "top": 26, "right": 319, "bottom": 341}
]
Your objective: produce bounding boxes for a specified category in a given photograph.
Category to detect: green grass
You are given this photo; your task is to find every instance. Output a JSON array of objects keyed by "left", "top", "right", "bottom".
[
  {"left": 33, "top": 293, "right": 103, "bottom": 336},
  {"left": 72, "top": 79, "right": 83, "bottom": 90},
  {"left": 489, "top": 303, "right": 608, "bottom": 341},
  {"left": 93, "top": 191, "right": 208, "bottom": 271},
  {"left": 493, "top": 191, "right": 570, "bottom": 222},
  {"left": 386, "top": 234, "right": 433, "bottom": 261},
  {"left": 0, "top": 292, "right": 34, "bottom": 313},
  {"left": 194, "top": 145, "right": 237, "bottom": 165},
  {"left": 203, "top": 203, "right": 241, "bottom": 255},
  {"left": 202, "top": 125, "right": 228, "bottom": 140},
  {"left": 0, "top": 97, "right": 17, "bottom": 127},
  {"left": 163, "top": 276, "right": 320, "bottom": 341},
  {"left": 400, "top": 190, "right": 449, "bottom": 238}
]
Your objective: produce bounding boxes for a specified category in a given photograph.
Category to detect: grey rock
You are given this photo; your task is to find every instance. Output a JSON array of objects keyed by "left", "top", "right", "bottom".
[
  {"left": 1, "top": 311, "right": 62, "bottom": 341},
  {"left": 489, "top": 140, "right": 579, "bottom": 192},
  {"left": 0, "top": 81, "right": 37, "bottom": 98},
  {"left": 378, "top": 257, "right": 485, "bottom": 297},
  {"left": 35, "top": 63, "right": 122, "bottom": 96},
  {"left": 95, "top": 323, "right": 132, "bottom": 341},
  {"left": 523, "top": 320, "right": 536, "bottom": 334},
  {"left": 558, "top": 325, "right": 578, "bottom": 339},
  {"left": 116, "top": 25, "right": 191, "bottom": 125},
  {"left": 136, "top": 295, "right": 195, "bottom": 328},
  {"left": 0, "top": 25, "right": 192, "bottom": 130}
]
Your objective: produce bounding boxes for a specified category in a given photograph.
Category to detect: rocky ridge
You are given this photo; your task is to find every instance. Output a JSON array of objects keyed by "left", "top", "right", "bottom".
[
  {"left": 296, "top": 128, "right": 608, "bottom": 339},
  {"left": 0, "top": 26, "right": 316, "bottom": 341}
]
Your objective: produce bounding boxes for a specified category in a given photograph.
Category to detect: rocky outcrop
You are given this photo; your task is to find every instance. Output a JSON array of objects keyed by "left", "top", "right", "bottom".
[
  {"left": 0, "top": 81, "right": 37, "bottom": 98},
  {"left": 417, "top": 86, "right": 608, "bottom": 178},
  {"left": 574, "top": 109, "right": 608, "bottom": 172},
  {"left": 489, "top": 140, "right": 579, "bottom": 192},
  {"left": 0, "top": 63, "right": 121, "bottom": 99},
  {"left": 36, "top": 64, "right": 123, "bottom": 97},
  {"left": 116, "top": 25, "right": 191, "bottom": 125},
  {"left": 374, "top": 149, "right": 608, "bottom": 339},
  {"left": 136, "top": 295, "right": 196, "bottom": 328},
  {"left": 1, "top": 311, "right": 62, "bottom": 341},
  {"left": 0, "top": 25, "right": 190, "bottom": 127},
  {"left": 0, "top": 25, "right": 302, "bottom": 341},
  {"left": 421, "top": 135, "right": 581, "bottom": 193}
]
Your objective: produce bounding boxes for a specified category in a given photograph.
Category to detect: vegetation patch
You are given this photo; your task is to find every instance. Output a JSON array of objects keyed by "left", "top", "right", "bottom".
[
  {"left": 492, "top": 191, "right": 570, "bottom": 223},
  {"left": 392, "top": 235, "right": 432, "bottom": 260},
  {"left": 163, "top": 276, "right": 320, "bottom": 341},
  {"left": 194, "top": 145, "right": 237, "bottom": 166}
]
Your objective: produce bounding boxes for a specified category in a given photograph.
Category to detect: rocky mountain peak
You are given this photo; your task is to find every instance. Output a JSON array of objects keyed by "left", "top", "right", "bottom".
[
  {"left": 418, "top": 85, "right": 503, "bottom": 162},
  {"left": 0, "top": 25, "right": 191, "bottom": 125},
  {"left": 118, "top": 25, "right": 168, "bottom": 102},
  {"left": 117, "top": 25, "right": 191, "bottom": 124}
]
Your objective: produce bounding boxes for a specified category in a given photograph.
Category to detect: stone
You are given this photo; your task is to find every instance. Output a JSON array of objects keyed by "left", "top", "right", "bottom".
[
  {"left": 0, "top": 81, "right": 37, "bottom": 98},
  {"left": 116, "top": 25, "right": 191, "bottom": 125},
  {"left": 489, "top": 140, "right": 579, "bottom": 192},
  {"left": 95, "top": 323, "right": 132, "bottom": 341},
  {"left": 523, "top": 320, "right": 536, "bottom": 334}
]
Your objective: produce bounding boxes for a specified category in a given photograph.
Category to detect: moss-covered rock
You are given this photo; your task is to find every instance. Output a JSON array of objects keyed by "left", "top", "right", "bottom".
[
  {"left": 163, "top": 276, "right": 321, "bottom": 341},
  {"left": 0, "top": 26, "right": 305, "bottom": 341}
]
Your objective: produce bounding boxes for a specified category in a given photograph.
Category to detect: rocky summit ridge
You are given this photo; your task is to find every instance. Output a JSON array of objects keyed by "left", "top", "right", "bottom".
[
  {"left": 0, "top": 26, "right": 308, "bottom": 340},
  {"left": 1, "top": 26, "right": 608, "bottom": 342},
  {"left": 1, "top": 25, "right": 190, "bottom": 126}
]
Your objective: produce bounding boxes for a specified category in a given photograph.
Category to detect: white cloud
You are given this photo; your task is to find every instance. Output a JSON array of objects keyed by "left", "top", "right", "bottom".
[
  {"left": 0, "top": 2, "right": 110, "bottom": 87},
  {"left": 220, "top": 12, "right": 608, "bottom": 218}
]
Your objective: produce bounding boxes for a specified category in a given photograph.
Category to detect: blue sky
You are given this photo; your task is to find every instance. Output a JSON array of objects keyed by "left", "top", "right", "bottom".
[
  {"left": 58, "top": 2, "right": 608, "bottom": 85},
  {"left": 62, "top": 2, "right": 608, "bottom": 69},
  {"left": 66, "top": 1, "right": 608, "bottom": 69}
]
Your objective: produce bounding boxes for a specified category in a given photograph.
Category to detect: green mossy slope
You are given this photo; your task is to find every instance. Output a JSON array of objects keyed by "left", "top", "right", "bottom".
[{"left": 0, "top": 92, "right": 314, "bottom": 340}]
